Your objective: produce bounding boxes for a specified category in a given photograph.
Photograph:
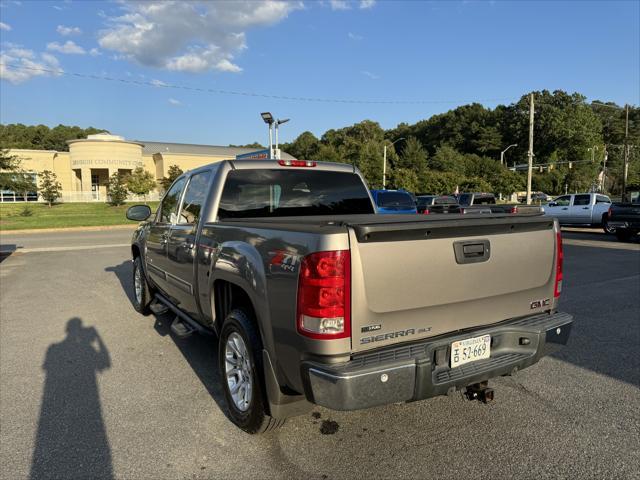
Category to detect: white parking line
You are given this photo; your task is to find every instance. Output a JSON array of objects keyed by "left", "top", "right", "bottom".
[{"left": 0, "top": 243, "right": 130, "bottom": 254}]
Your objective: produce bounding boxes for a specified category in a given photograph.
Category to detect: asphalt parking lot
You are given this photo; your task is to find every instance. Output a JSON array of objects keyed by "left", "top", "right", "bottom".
[{"left": 1, "top": 227, "right": 639, "bottom": 480}]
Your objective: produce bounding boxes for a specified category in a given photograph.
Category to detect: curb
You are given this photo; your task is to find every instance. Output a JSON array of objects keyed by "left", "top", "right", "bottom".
[{"left": 0, "top": 224, "right": 139, "bottom": 235}]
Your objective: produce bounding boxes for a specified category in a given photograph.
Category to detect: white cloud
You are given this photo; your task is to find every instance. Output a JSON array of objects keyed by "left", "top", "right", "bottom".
[
  {"left": 168, "top": 98, "right": 182, "bottom": 106},
  {"left": 46, "top": 40, "right": 86, "bottom": 54},
  {"left": 56, "top": 25, "right": 82, "bottom": 36},
  {"left": 361, "top": 70, "right": 379, "bottom": 80},
  {"left": 150, "top": 79, "right": 168, "bottom": 87},
  {"left": 52, "top": 5, "right": 63, "bottom": 11},
  {"left": 359, "top": 0, "right": 375, "bottom": 9},
  {"left": 89, "top": 47, "right": 101, "bottom": 56},
  {"left": 98, "top": 1, "right": 302, "bottom": 74},
  {"left": 0, "top": 22, "right": 11, "bottom": 31},
  {"left": 348, "top": 32, "right": 363, "bottom": 41},
  {"left": 0, "top": 45, "right": 63, "bottom": 84},
  {"left": 329, "top": 0, "right": 350, "bottom": 10}
]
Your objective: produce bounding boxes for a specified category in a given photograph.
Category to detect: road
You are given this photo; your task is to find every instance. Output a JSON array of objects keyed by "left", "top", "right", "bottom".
[{"left": 1, "top": 227, "right": 639, "bottom": 480}]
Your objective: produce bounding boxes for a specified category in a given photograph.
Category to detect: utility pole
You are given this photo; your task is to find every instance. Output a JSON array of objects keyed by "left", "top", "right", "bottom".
[
  {"left": 622, "top": 104, "right": 630, "bottom": 200},
  {"left": 602, "top": 144, "right": 608, "bottom": 193},
  {"left": 526, "top": 93, "right": 534, "bottom": 205}
]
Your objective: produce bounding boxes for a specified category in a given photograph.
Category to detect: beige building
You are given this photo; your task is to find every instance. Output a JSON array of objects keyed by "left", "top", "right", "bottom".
[{"left": 3, "top": 133, "right": 292, "bottom": 202}]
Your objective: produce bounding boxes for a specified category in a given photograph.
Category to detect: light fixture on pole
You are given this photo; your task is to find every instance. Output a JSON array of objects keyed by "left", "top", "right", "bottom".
[
  {"left": 383, "top": 137, "right": 405, "bottom": 189},
  {"left": 274, "top": 118, "right": 290, "bottom": 160},
  {"left": 500, "top": 144, "right": 517, "bottom": 166},
  {"left": 261, "top": 112, "right": 275, "bottom": 159}
]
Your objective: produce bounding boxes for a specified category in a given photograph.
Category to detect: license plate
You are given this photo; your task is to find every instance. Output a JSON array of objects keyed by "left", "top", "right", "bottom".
[{"left": 450, "top": 334, "right": 491, "bottom": 368}]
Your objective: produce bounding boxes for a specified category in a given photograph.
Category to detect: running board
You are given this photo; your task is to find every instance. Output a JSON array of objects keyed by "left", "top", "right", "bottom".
[
  {"left": 153, "top": 293, "right": 212, "bottom": 337},
  {"left": 171, "top": 316, "right": 195, "bottom": 338},
  {"left": 149, "top": 299, "right": 169, "bottom": 315}
]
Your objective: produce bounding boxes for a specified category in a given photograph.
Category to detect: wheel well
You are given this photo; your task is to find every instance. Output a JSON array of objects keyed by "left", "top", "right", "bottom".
[{"left": 213, "top": 280, "right": 257, "bottom": 326}]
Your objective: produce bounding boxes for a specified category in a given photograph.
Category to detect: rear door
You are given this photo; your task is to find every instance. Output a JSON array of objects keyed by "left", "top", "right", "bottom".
[
  {"left": 593, "top": 195, "right": 612, "bottom": 224},
  {"left": 146, "top": 177, "right": 187, "bottom": 294},
  {"left": 165, "top": 169, "right": 213, "bottom": 318},
  {"left": 348, "top": 216, "right": 559, "bottom": 352},
  {"left": 569, "top": 194, "right": 593, "bottom": 224}
]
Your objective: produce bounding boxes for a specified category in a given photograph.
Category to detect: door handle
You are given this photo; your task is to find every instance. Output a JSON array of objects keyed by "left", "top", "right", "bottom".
[
  {"left": 561, "top": 207, "right": 568, "bottom": 210},
  {"left": 582, "top": 207, "right": 589, "bottom": 210}
]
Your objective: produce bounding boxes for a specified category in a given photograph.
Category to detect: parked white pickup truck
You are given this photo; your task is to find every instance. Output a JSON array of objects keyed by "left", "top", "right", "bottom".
[{"left": 544, "top": 193, "right": 612, "bottom": 230}]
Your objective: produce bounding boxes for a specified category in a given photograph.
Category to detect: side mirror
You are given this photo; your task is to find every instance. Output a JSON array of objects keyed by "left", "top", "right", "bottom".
[
  {"left": 126, "top": 204, "right": 152, "bottom": 221},
  {"left": 548, "top": 202, "right": 557, "bottom": 207}
]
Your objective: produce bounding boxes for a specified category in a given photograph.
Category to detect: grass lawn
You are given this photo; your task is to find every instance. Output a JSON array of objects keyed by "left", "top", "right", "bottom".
[{"left": 0, "top": 202, "right": 159, "bottom": 231}]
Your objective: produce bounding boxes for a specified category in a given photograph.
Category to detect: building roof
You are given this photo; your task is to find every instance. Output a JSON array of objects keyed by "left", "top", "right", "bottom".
[{"left": 137, "top": 140, "right": 295, "bottom": 159}]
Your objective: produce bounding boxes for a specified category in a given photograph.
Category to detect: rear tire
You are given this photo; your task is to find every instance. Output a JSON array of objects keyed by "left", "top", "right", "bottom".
[
  {"left": 218, "top": 308, "right": 285, "bottom": 434},
  {"left": 132, "top": 256, "right": 152, "bottom": 315}
]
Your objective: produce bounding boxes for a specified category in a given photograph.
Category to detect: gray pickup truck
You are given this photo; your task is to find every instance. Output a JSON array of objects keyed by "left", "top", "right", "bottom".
[{"left": 126, "top": 159, "right": 573, "bottom": 433}]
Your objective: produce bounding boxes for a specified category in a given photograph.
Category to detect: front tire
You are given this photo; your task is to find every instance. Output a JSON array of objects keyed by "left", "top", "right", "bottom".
[
  {"left": 603, "top": 215, "right": 616, "bottom": 234},
  {"left": 132, "top": 256, "right": 152, "bottom": 315},
  {"left": 218, "top": 308, "right": 284, "bottom": 434}
]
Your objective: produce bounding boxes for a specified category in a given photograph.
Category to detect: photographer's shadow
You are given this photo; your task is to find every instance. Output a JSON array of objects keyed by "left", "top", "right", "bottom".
[{"left": 30, "top": 318, "right": 113, "bottom": 480}]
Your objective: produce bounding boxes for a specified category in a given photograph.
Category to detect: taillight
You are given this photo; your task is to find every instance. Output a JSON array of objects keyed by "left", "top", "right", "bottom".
[
  {"left": 510, "top": 206, "right": 518, "bottom": 214},
  {"left": 554, "top": 230, "right": 563, "bottom": 298},
  {"left": 607, "top": 207, "right": 612, "bottom": 219},
  {"left": 297, "top": 250, "right": 350, "bottom": 339},
  {"left": 278, "top": 159, "right": 316, "bottom": 167},
  {"left": 422, "top": 208, "right": 430, "bottom": 215}
]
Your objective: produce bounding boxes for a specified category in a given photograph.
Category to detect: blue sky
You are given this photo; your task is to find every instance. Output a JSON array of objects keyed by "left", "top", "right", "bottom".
[{"left": 1, "top": 0, "right": 638, "bottom": 146}]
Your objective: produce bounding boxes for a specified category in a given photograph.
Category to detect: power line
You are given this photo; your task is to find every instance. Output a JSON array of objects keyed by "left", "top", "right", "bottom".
[
  {"left": 0, "top": 63, "right": 521, "bottom": 105},
  {"left": 2, "top": 63, "right": 637, "bottom": 108}
]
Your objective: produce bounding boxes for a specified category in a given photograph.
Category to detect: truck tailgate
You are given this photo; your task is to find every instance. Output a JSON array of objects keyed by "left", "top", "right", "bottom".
[{"left": 348, "top": 215, "right": 558, "bottom": 352}]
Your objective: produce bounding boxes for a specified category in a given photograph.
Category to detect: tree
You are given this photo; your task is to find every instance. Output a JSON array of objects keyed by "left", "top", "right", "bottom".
[
  {"left": 418, "top": 171, "right": 461, "bottom": 195},
  {"left": 0, "top": 124, "right": 104, "bottom": 151},
  {"left": 126, "top": 167, "right": 156, "bottom": 202},
  {"left": 281, "top": 131, "right": 320, "bottom": 160},
  {"left": 459, "top": 176, "right": 493, "bottom": 193},
  {"left": 107, "top": 172, "right": 128, "bottom": 206},
  {"left": 428, "top": 145, "right": 467, "bottom": 175},
  {"left": 39, "top": 170, "right": 62, "bottom": 207},
  {"left": 389, "top": 168, "right": 420, "bottom": 192},
  {"left": 396, "top": 136, "right": 427, "bottom": 172},
  {"left": 159, "top": 165, "right": 183, "bottom": 191}
]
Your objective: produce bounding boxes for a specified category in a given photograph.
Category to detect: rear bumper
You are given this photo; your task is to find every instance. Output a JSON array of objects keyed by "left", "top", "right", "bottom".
[{"left": 302, "top": 311, "right": 573, "bottom": 411}]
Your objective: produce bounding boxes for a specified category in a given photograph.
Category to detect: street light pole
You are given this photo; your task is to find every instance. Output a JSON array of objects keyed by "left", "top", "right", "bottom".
[
  {"left": 500, "top": 144, "right": 518, "bottom": 166},
  {"left": 383, "top": 137, "right": 405, "bottom": 189},
  {"left": 274, "top": 118, "right": 289, "bottom": 160},
  {"left": 526, "top": 93, "right": 535, "bottom": 205},
  {"left": 261, "top": 112, "right": 275, "bottom": 159}
]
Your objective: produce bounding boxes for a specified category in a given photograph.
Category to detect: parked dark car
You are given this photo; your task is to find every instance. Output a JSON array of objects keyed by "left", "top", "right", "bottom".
[
  {"left": 607, "top": 191, "right": 640, "bottom": 242},
  {"left": 416, "top": 195, "right": 460, "bottom": 214}
]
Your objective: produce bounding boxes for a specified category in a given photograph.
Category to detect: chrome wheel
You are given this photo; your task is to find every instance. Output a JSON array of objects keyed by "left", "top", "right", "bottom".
[
  {"left": 134, "top": 263, "right": 143, "bottom": 305},
  {"left": 225, "top": 332, "right": 252, "bottom": 412}
]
